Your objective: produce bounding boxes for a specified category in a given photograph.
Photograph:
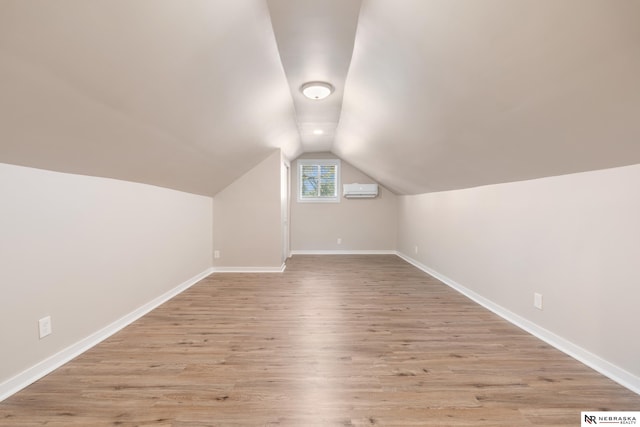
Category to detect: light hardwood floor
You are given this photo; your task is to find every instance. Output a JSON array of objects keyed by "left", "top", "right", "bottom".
[{"left": 1, "top": 255, "right": 638, "bottom": 426}]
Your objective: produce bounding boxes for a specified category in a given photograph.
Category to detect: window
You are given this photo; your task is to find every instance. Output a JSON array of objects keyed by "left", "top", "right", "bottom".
[{"left": 297, "top": 159, "right": 340, "bottom": 203}]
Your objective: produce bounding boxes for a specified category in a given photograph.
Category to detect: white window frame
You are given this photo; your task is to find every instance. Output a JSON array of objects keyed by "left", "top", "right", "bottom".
[{"left": 297, "top": 159, "right": 341, "bottom": 203}]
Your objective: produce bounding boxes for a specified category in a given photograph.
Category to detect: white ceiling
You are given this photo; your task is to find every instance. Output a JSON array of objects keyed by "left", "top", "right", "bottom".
[
  {"left": 268, "top": 0, "right": 361, "bottom": 153},
  {"left": 0, "top": 0, "right": 301, "bottom": 196},
  {"left": 335, "top": 0, "right": 640, "bottom": 194},
  {"left": 1, "top": 0, "right": 640, "bottom": 196}
]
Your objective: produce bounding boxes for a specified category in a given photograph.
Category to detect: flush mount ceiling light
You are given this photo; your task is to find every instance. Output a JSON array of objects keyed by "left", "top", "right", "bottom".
[
  {"left": 301, "top": 81, "right": 334, "bottom": 100},
  {"left": 312, "top": 129, "right": 324, "bottom": 135}
]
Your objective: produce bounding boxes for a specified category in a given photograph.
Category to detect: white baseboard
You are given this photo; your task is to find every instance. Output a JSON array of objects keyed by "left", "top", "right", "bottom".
[
  {"left": 0, "top": 267, "right": 214, "bottom": 402},
  {"left": 396, "top": 252, "right": 640, "bottom": 395},
  {"left": 213, "top": 263, "right": 286, "bottom": 273},
  {"left": 5, "top": 254, "right": 638, "bottom": 400},
  {"left": 291, "top": 250, "right": 396, "bottom": 255}
]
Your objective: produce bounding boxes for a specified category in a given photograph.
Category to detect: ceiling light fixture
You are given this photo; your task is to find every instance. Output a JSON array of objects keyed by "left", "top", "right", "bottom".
[
  {"left": 301, "top": 81, "right": 334, "bottom": 100},
  {"left": 313, "top": 129, "right": 324, "bottom": 135}
]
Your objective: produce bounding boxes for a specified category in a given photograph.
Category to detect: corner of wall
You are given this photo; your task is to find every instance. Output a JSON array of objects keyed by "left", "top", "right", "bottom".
[{"left": 211, "top": 150, "right": 284, "bottom": 269}]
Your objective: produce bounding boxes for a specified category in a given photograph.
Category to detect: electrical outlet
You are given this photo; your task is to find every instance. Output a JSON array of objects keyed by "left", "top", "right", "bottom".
[
  {"left": 414, "top": 245, "right": 419, "bottom": 255},
  {"left": 39, "top": 316, "right": 52, "bottom": 339},
  {"left": 214, "top": 250, "right": 220, "bottom": 259},
  {"left": 534, "top": 293, "right": 543, "bottom": 310},
  {"left": 337, "top": 237, "right": 342, "bottom": 245}
]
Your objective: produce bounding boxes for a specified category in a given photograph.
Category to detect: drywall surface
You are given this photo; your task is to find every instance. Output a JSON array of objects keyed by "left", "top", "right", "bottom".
[
  {"left": 212, "top": 150, "right": 283, "bottom": 268},
  {"left": 0, "top": 1, "right": 301, "bottom": 196},
  {"left": 0, "top": 163, "right": 212, "bottom": 385},
  {"left": 291, "top": 152, "right": 397, "bottom": 251},
  {"left": 397, "top": 163, "right": 640, "bottom": 381}
]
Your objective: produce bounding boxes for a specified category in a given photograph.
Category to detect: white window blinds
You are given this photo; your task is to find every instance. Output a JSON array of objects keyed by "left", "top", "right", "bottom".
[{"left": 298, "top": 159, "right": 340, "bottom": 202}]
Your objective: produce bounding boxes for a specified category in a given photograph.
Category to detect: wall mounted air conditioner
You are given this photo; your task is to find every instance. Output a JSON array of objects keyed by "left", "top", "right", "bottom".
[{"left": 343, "top": 183, "right": 379, "bottom": 199}]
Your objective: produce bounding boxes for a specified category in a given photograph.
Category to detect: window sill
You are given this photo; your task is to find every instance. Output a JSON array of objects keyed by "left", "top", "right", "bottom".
[{"left": 297, "top": 198, "right": 341, "bottom": 203}]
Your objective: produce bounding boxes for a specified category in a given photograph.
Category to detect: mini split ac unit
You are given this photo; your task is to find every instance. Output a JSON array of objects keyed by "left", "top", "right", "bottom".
[{"left": 343, "top": 183, "right": 379, "bottom": 199}]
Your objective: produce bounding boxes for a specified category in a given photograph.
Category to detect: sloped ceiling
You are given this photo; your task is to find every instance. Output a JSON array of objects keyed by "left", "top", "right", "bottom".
[
  {"left": 268, "top": 0, "right": 361, "bottom": 153},
  {"left": 0, "top": 0, "right": 301, "bottom": 196},
  {"left": 335, "top": 0, "right": 640, "bottom": 194},
  {"left": 1, "top": 0, "right": 640, "bottom": 196}
]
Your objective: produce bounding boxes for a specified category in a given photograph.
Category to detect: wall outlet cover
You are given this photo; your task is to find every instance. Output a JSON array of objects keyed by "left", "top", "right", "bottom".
[
  {"left": 534, "top": 293, "right": 543, "bottom": 310},
  {"left": 39, "top": 316, "right": 52, "bottom": 339}
]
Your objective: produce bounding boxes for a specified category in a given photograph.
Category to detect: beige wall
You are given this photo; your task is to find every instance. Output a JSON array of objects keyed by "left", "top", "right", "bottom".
[
  {"left": 4, "top": 149, "right": 638, "bottom": 394},
  {"left": 0, "top": 163, "right": 212, "bottom": 386},
  {"left": 397, "top": 163, "right": 640, "bottom": 383},
  {"left": 291, "top": 153, "right": 397, "bottom": 251},
  {"left": 212, "top": 150, "right": 284, "bottom": 269}
]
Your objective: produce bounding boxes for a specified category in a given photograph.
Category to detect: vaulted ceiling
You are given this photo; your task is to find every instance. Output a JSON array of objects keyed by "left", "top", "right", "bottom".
[{"left": 1, "top": 0, "right": 640, "bottom": 196}]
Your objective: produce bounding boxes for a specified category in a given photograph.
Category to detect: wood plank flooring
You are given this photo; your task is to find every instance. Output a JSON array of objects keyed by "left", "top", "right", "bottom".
[{"left": 1, "top": 255, "right": 638, "bottom": 426}]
